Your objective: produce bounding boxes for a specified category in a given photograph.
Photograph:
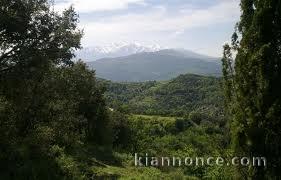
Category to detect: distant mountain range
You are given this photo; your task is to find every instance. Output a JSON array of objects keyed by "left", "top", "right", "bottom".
[
  {"left": 86, "top": 48, "right": 222, "bottom": 82},
  {"left": 76, "top": 42, "right": 163, "bottom": 61}
]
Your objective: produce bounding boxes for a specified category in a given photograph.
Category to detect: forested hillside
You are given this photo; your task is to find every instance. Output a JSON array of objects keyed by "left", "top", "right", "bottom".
[{"left": 101, "top": 74, "right": 223, "bottom": 117}]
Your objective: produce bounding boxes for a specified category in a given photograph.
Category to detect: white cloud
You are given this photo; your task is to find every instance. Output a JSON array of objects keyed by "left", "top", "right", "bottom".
[
  {"left": 55, "top": 0, "right": 146, "bottom": 13},
  {"left": 80, "top": 1, "right": 239, "bottom": 40},
  {"left": 173, "top": 29, "right": 185, "bottom": 37}
]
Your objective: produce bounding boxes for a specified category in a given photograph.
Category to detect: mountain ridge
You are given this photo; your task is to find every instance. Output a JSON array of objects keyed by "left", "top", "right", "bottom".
[{"left": 87, "top": 49, "right": 221, "bottom": 82}]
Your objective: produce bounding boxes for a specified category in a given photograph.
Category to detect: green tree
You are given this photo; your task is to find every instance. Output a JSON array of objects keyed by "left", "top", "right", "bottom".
[
  {"left": 0, "top": 0, "right": 82, "bottom": 137},
  {"left": 42, "top": 61, "right": 111, "bottom": 145},
  {"left": 222, "top": 0, "right": 281, "bottom": 178}
]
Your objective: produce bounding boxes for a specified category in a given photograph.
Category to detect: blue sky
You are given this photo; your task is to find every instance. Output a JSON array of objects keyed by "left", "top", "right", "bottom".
[{"left": 55, "top": 0, "right": 240, "bottom": 57}]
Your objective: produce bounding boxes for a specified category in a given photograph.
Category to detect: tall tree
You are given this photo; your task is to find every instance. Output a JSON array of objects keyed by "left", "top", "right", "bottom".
[
  {"left": 0, "top": 0, "right": 82, "bottom": 135},
  {"left": 222, "top": 0, "right": 281, "bottom": 178}
]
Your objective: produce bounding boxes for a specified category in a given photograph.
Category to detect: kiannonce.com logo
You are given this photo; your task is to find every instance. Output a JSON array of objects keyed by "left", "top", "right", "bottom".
[{"left": 134, "top": 153, "right": 266, "bottom": 167}]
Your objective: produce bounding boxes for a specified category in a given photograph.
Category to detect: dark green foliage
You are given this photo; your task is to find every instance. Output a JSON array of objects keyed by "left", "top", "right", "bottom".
[
  {"left": 44, "top": 62, "right": 111, "bottom": 145},
  {"left": 222, "top": 0, "right": 281, "bottom": 178},
  {"left": 175, "top": 118, "right": 185, "bottom": 132},
  {"left": 109, "top": 110, "right": 133, "bottom": 151}
]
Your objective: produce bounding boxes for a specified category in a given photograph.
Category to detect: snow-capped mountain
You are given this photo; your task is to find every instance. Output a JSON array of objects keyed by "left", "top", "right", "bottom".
[{"left": 76, "top": 42, "right": 163, "bottom": 61}]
